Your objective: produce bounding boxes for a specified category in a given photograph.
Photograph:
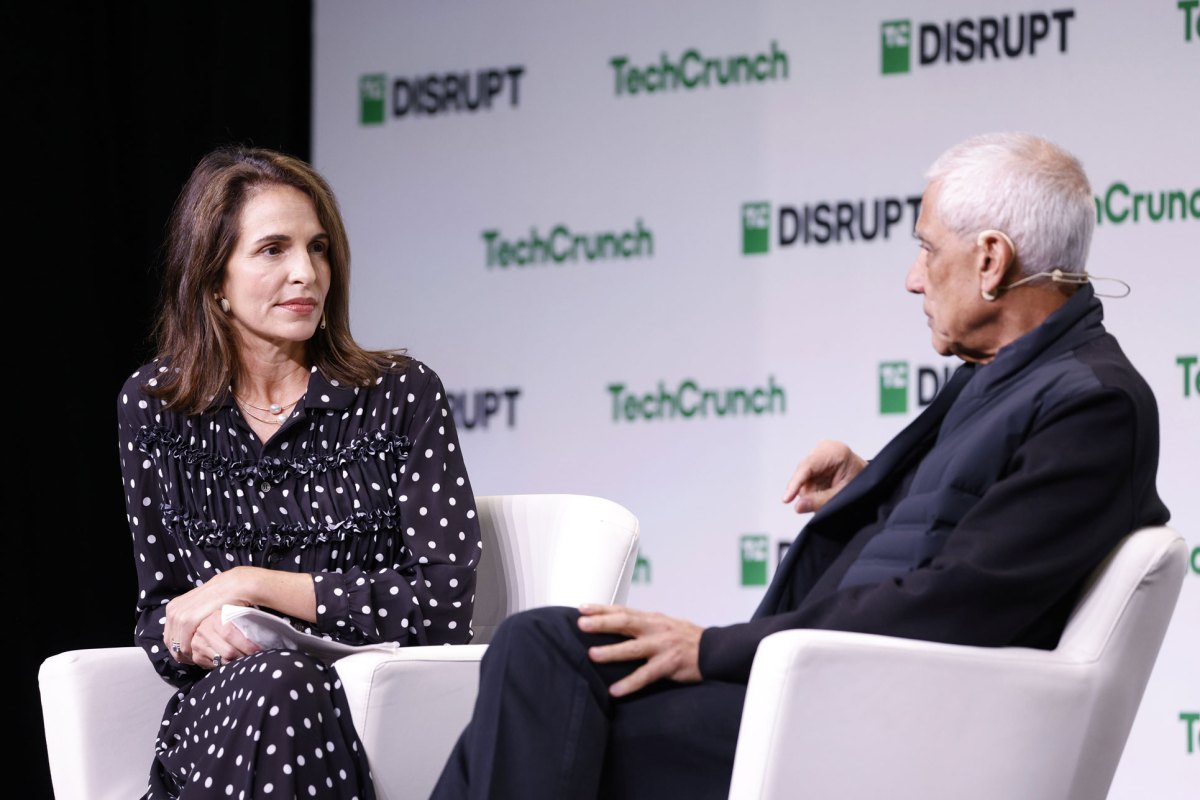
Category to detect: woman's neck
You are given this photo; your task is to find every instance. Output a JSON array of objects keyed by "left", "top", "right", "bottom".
[{"left": 234, "top": 346, "right": 311, "bottom": 407}]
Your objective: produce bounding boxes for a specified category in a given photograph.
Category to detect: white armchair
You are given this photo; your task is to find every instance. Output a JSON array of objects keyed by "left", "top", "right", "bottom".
[
  {"left": 336, "top": 493, "right": 641, "bottom": 799},
  {"left": 727, "top": 525, "right": 1188, "bottom": 800},
  {"left": 38, "top": 493, "right": 640, "bottom": 800}
]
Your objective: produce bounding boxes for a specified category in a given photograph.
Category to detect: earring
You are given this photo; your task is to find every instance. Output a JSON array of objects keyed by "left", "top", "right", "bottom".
[
  {"left": 319, "top": 314, "right": 327, "bottom": 330},
  {"left": 981, "top": 287, "right": 997, "bottom": 302},
  {"left": 216, "top": 294, "right": 231, "bottom": 313}
]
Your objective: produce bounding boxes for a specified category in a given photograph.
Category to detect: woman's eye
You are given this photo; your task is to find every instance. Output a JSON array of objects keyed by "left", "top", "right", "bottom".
[
  {"left": 262, "top": 244, "right": 283, "bottom": 256},
  {"left": 310, "top": 241, "right": 328, "bottom": 255}
]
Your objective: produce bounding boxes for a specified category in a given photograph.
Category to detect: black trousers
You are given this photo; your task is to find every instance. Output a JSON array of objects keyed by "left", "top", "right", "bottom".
[{"left": 431, "top": 606, "right": 747, "bottom": 800}]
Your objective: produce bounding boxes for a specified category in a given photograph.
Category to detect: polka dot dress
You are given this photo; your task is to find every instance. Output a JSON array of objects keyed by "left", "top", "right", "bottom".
[{"left": 117, "top": 359, "right": 480, "bottom": 798}]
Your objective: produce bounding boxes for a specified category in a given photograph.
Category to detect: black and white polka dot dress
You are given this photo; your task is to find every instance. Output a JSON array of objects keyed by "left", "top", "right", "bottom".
[{"left": 117, "top": 358, "right": 480, "bottom": 799}]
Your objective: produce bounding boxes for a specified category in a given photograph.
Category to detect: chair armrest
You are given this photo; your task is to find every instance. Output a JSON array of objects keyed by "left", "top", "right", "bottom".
[
  {"left": 39, "top": 647, "right": 175, "bottom": 800},
  {"left": 728, "top": 630, "right": 1098, "bottom": 800},
  {"left": 334, "top": 645, "right": 488, "bottom": 800}
]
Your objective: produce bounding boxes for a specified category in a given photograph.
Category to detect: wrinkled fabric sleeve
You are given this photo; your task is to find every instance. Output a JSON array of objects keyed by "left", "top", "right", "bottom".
[
  {"left": 700, "top": 388, "right": 1155, "bottom": 683},
  {"left": 117, "top": 373, "right": 204, "bottom": 687},
  {"left": 310, "top": 365, "right": 480, "bottom": 646}
]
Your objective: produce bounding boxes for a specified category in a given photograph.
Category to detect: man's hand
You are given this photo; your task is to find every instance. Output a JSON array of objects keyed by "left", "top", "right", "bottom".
[
  {"left": 578, "top": 605, "right": 703, "bottom": 697},
  {"left": 782, "top": 439, "right": 868, "bottom": 514}
]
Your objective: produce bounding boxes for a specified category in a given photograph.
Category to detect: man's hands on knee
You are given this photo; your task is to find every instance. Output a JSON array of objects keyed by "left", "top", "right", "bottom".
[
  {"left": 577, "top": 605, "right": 703, "bottom": 697},
  {"left": 782, "top": 439, "right": 868, "bottom": 514}
]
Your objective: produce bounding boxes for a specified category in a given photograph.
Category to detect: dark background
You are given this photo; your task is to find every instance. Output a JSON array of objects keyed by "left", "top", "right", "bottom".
[{"left": 14, "top": 4, "right": 312, "bottom": 795}]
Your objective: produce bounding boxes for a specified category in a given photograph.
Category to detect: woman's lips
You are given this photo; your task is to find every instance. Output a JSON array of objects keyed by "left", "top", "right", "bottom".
[{"left": 278, "top": 299, "right": 317, "bottom": 314}]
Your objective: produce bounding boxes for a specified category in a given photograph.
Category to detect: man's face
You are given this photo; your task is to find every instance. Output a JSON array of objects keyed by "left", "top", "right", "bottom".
[{"left": 906, "top": 182, "right": 991, "bottom": 362}]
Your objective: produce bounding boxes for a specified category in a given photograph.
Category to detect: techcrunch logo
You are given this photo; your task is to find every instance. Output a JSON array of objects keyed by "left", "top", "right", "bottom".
[
  {"left": 358, "top": 66, "right": 524, "bottom": 124},
  {"left": 742, "top": 196, "right": 922, "bottom": 254},
  {"left": 879, "top": 361, "right": 958, "bottom": 415},
  {"left": 881, "top": 10, "right": 1075, "bottom": 75},
  {"left": 608, "top": 376, "right": 786, "bottom": 423},
  {"left": 447, "top": 388, "right": 521, "bottom": 431},
  {"left": 1179, "top": 356, "right": 1199, "bottom": 398},
  {"left": 610, "top": 41, "right": 788, "bottom": 97},
  {"left": 1180, "top": 1, "right": 1199, "bottom": 42},
  {"left": 1182, "top": 712, "right": 1200, "bottom": 753},
  {"left": 1095, "top": 183, "right": 1200, "bottom": 225},
  {"left": 1190, "top": 544, "right": 1200, "bottom": 575},
  {"left": 482, "top": 220, "right": 653, "bottom": 268}
]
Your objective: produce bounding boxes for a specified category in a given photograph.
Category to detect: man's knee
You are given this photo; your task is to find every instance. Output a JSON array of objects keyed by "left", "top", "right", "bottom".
[{"left": 490, "top": 605, "right": 581, "bottom": 652}]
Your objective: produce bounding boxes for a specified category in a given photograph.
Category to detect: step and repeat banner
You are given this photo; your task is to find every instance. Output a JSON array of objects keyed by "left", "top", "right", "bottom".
[{"left": 313, "top": 1, "right": 1197, "bottom": 793}]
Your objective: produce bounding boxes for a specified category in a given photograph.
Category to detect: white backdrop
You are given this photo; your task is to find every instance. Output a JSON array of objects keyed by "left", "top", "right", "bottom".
[{"left": 313, "top": 1, "right": 1198, "bottom": 794}]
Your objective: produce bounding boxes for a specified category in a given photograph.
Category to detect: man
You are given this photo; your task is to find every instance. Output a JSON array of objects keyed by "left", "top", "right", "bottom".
[{"left": 430, "top": 132, "right": 1169, "bottom": 799}]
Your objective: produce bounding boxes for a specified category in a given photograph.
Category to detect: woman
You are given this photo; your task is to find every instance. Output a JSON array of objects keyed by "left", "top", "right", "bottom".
[{"left": 117, "top": 146, "right": 480, "bottom": 798}]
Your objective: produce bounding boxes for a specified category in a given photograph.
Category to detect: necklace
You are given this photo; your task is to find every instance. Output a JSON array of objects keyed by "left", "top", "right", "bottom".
[
  {"left": 235, "top": 392, "right": 304, "bottom": 417},
  {"left": 237, "top": 401, "right": 293, "bottom": 425}
]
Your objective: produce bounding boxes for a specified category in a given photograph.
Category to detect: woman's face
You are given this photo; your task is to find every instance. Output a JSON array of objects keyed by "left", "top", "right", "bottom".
[{"left": 221, "top": 184, "right": 331, "bottom": 358}]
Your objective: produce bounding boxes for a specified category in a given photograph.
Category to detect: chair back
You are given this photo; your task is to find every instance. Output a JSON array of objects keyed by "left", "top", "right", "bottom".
[
  {"left": 1050, "top": 526, "right": 1188, "bottom": 798},
  {"left": 471, "top": 493, "right": 640, "bottom": 642}
]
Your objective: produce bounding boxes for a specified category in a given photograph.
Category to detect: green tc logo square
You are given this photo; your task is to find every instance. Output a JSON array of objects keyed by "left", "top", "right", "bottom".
[
  {"left": 742, "top": 202, "right": 770, "bottom": 255},
  {"left": 740, "top": 534, "right": 769, "bottom": 586},
  {"left": 881, "top": 20, "right": 912, "bottom": 75},
  {"left": 879, "top": 361, "right": 909, "bottom": 414},
  {"left": 359, "top": 74, "right": 386, "bottom": 125}
]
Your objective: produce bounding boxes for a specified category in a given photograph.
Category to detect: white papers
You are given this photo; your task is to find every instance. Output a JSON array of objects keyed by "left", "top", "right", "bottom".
[{"left": 222, "top": 605, "right": 399, "bottom": 664}]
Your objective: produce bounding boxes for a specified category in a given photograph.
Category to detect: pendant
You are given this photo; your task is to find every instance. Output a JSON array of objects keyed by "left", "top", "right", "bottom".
[
  {"left": 268, "top": 403, "right": 283, "bottom": 415},
  {"left": 275, "top": 413, "right": 287, "bottom": 423}
]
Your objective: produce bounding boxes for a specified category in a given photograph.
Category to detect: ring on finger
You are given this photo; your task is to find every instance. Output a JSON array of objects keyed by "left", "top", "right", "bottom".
[
  {"left": 171, "top": 640, "right": 181, "bottom": 654},
  {"left": 212, "top": 654, "right": 223, "bottom": 668}
]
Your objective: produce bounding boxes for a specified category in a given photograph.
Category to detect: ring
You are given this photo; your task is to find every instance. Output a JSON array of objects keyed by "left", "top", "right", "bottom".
[
  {"left": 171, "top": 640, "right": 181, "bottom": 654},
  {"left": 212, "top": 654, "right": 222, "bottom": 668}
]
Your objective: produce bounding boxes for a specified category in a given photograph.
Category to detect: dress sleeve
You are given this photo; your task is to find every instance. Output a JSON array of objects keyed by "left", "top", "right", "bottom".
[
  {"left": 699, "top": 388, "right": 1154, "bottom": 683},
  {"left": 117, "top": 375, "right": 204, "bottom": 687},
  {"left": 310, "top": 364, "right": 480, "bottom": 646}
]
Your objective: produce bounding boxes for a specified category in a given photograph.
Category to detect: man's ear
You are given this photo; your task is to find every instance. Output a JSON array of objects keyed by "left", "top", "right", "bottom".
[{"left": 976, "top": 230, "right": 1015, "bottom": 301}]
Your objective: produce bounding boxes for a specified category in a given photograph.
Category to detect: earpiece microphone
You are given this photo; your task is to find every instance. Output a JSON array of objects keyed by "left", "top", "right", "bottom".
[{"left": 976, "top": 229, "right": 1130, "bottom": 300}]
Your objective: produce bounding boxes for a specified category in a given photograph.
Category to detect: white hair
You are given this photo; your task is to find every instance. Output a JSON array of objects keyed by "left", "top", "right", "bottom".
[{"left": 925, "top": 132, "right": 1094, "bottom": 276}]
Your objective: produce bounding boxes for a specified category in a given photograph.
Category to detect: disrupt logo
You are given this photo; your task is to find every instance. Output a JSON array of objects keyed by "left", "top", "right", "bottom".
[
  {"left": 1095, "top": 182, "right": 1200, "bottom": 225},
  {"left": 879, "top": 361, "right": 958, "bottom": 414},
  {"left": 632, "top": 552, "right": 652, "bottom": 585},
  {"left": 1182, "top": 712, "right": 1200, "bottom": 754},
  {"left": 1178, "top": 356, "right": 1199, "bottom": 398},
  {"left": 741, "top": 196, "right": 922, "bottom": 254},
  {"left": 1180, "top": 0, "right": 1199, "bottom": 42},
  {"left": 482, "top": 220, "right": 653, "bottom": 268},
  {"left": 358, "top": 66, "right": 525, "bottom": 124},
  {"left": 447, "top": 388, "right": 521, "bottom": 431},
  {"left": 741, "top": 534, "right": 770, "bottom": 586},
  {"left": 881, "top": 10, "right": 1075, "bottom": 75},
  {"left": 610, "top": 41, "right": 788, "bottom": 97},
  {"left": 1191, "top": 545, "right": 1200, "bottom": 576},
  {"left": 608, "top": 376, "right": 786, "bottom": 423}
]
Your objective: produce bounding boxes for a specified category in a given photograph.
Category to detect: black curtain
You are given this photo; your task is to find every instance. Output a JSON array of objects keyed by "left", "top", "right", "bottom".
[{"left": 13, "top": 4, "right": 312, "bottom": 795}]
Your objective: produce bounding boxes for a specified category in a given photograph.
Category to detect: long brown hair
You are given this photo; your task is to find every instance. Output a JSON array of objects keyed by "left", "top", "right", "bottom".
[{"left": 147, "top": 146, "right": 407, "bottom": 413}]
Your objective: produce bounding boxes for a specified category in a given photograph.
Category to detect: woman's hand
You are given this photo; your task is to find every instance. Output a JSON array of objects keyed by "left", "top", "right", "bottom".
[
  {"left": 164, "top": 566, "right": 317, "bottom": 667},
  {"left": 163, "top": 567, "right": 257, "bottom": 666},
  {"left": 782, "top": 440, "right": 868, "bottom": 514},
  {"left": 187, "top": 610, "right": 263, "bottom": 669}
]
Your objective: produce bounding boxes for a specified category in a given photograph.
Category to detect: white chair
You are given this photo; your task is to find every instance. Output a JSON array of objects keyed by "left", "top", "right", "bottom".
[
  {"left": 38, "top": 493, "right": 640, "bottom": 800},
  {"left": 336, "top": 493, "right": 641, "bottom": 799},
  {"left": 727, "top": 525, "right": 1188, "bottom": 800}
]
